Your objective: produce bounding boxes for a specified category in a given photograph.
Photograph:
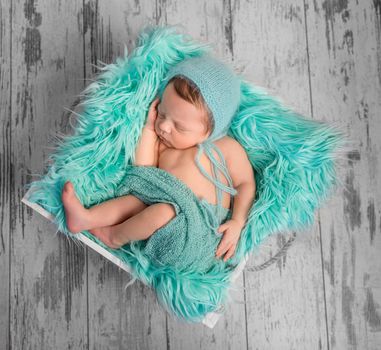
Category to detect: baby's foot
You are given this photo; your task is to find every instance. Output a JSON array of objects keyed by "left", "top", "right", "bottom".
[
  {"left": 88, "top": 226, "right": 123, "bottom": 249},
  {"left": 61, "top": 181, "right": 91, "bottom": 233}
]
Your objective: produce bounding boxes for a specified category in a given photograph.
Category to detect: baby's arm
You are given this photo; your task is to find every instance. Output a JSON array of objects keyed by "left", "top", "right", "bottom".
[
  {"left": 134, "top": 126, "right": 160, "bottom": 167},
  {"left": 215, "top": 138, "right": 256, "bottom": 261},
  {"left": 225, "top": 138, "right": 256, "bottom": 228},
  {"left": 134, "top": 98, "right": 160, "bottom": 167}
]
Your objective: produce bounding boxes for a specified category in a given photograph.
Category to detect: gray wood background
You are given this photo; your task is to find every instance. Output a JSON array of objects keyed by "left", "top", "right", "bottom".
[{"left": 1, "top": 0, "right": 380, "bottom": 349}]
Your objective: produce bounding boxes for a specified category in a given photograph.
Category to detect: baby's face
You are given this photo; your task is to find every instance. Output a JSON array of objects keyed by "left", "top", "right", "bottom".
[{"left": 155, "top": 82, "right": 211, "bottom": 149}]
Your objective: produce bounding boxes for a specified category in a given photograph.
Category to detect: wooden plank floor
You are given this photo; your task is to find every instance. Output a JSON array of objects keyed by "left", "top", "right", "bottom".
[{"left": 1, "top": 0, "right": 380, "bottom": 349}]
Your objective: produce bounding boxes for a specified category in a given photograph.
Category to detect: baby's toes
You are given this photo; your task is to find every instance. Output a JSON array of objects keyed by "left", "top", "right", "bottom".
[{"left": 63, "top": 181, "right": 74, "bottom": 193}]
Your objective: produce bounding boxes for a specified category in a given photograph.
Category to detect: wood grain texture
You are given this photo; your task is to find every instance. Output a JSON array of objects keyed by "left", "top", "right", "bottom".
[
  {"left": 1, "top": 0, "right": 380, "bottom": 349},
  {"left": 0, "top": 0, "right": 11, "bottom": 348},
  {"left": 233, "top": 1, "right": 328, "bottom": 349},
  {"left": 10, "top": 0, "right": 88, "bottom": 348},
  {"left": 306, "top": 0, "right": 381, "bottom": 349}
]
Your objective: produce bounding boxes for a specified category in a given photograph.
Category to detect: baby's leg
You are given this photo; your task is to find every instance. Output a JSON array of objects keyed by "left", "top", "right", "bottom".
[
  {"left": 90, "top": 202, "right": 176, "bottom": 249},
  {"left": 62, "top": 181, "right": 148, "bottom": 233}
]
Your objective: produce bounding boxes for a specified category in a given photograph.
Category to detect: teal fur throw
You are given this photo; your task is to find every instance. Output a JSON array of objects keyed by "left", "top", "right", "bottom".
[{"left": 25, "top": 25, "right": 346, "bottom": 323}]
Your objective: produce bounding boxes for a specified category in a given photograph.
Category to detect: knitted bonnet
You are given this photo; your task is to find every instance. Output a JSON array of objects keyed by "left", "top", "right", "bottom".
[{"left": 157, "top": 54, "right": 241, "bottom": 141}]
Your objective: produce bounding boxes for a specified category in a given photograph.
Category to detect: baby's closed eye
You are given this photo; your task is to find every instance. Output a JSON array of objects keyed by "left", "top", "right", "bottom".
[
  {"left": 175, "top": 125, "right": 187, "bottom": 132},
  {"left": 157, "top": 113, "right": 187, "bottom": 132}
]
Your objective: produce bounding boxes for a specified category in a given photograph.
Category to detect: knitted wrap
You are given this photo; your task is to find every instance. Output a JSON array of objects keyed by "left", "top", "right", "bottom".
[{"left": 115, "top": 165, "right": 232, "bottom": 273}]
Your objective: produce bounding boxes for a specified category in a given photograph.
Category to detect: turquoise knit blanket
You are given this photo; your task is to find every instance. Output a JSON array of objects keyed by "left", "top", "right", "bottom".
[
  {"left": 115, "top": 165, "right": 233, "bottom": 273},
  {"left": 24, "top": 25, "right": 346, "bottom": 323}
]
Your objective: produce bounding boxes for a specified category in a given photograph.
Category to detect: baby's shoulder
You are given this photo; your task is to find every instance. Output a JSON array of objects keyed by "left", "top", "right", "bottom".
[{"left": 215, "top": 136, "right": 244, "bottom": 157}]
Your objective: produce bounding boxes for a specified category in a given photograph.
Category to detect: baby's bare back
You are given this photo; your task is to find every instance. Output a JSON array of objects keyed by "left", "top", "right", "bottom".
[{"left": 157, "top": 136, "right": 232, "bottom": 210}]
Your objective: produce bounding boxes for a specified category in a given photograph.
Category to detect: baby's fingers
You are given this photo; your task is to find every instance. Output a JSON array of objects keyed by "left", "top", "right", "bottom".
[
  {"left": 215, "top": 238, "right": 231, "bottom": 258},
  {"left": 223, "top": 245, "right": 236, "bottom": 262},
  {"left": 217, "top": 223, "right": 228, "bottom": 234},
  {"left": 149, "top": 98, "right": 160, "bottom": 115},
  {"left": 150, "top": 97, "right": 160, "bottom": 108},
  {"left": 146, "top": 98, "right": 160, "bottom": 130}
]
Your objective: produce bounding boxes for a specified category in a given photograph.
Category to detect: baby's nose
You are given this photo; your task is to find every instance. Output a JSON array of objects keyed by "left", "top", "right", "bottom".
[{"left": 159, "top": 121, "right": 171, "bottom": 133}]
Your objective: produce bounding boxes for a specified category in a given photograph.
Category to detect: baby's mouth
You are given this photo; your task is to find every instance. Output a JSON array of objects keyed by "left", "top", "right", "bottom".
[{"left": 158, "top": 135, "right": 169, "bottom": 144}]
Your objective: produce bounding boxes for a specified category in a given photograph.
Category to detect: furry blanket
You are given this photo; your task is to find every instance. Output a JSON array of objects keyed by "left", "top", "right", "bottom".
[{"left": 24, "top": 25, "right": 345, "bottom": 323}]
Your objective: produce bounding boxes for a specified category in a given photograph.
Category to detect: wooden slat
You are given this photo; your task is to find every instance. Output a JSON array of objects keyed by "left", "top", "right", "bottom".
[
  {"left": 306, "top": 0, "right": 381, "bottom": 348},
  {"left": 0, "top": 0, "right": 11, "bottom": 347},
  {"left": 82, "top": 1, "right": 168, "bottom": 349},
  {"left": 11, "top": 1, "right": 87, "bottom": 348},
  {"left": 233, "top": 0, "right": 329, "bottom": 348}
]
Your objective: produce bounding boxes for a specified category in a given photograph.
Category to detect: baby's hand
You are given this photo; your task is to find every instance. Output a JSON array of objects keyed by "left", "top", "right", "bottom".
[
  {"left": 145, "top": 97, "right": 160, "bottom": 132},
  {"left": 215, "top": 219, "right": 243, "bottom": 262}
]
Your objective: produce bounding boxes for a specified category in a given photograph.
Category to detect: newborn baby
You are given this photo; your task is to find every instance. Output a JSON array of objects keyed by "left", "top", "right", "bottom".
[{"left": 62, "top": 56, "right": 256, "bottom": 262}]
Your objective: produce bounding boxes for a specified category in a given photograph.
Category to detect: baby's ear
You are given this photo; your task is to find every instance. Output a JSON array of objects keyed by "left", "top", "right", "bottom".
[
  {"left": 203, "top": 123, "right": 212, "bottom": 138},
  {"left": 202, "top": 131, "right": 211, "bottom": 141}
]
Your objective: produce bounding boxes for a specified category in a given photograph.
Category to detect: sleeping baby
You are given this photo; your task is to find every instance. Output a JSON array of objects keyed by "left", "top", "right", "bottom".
[{"left": 61, "top": 55, "right": 256, "bottom": 263}]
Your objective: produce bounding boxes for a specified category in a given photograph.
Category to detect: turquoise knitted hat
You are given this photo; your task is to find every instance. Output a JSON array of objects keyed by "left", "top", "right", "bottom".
[{"left": 157, "top": 54, "right": 241, "bottom": 141}]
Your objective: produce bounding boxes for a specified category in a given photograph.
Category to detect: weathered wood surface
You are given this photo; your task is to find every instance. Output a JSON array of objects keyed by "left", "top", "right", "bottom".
[
  {"left": 306, "top": 1, "right": 381, "bottom": 349},
  {"left": 235, "top": 1, "right": 328, "bottom": 348},
  {"left": 1, "top": 0, "right": 380, "bottom": 349},
  {"left": 8, "top": 1, "right": 88, "bottom": 349},
  {"left": 0, "top": 0, "right": 11, "bottom": 346}
]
